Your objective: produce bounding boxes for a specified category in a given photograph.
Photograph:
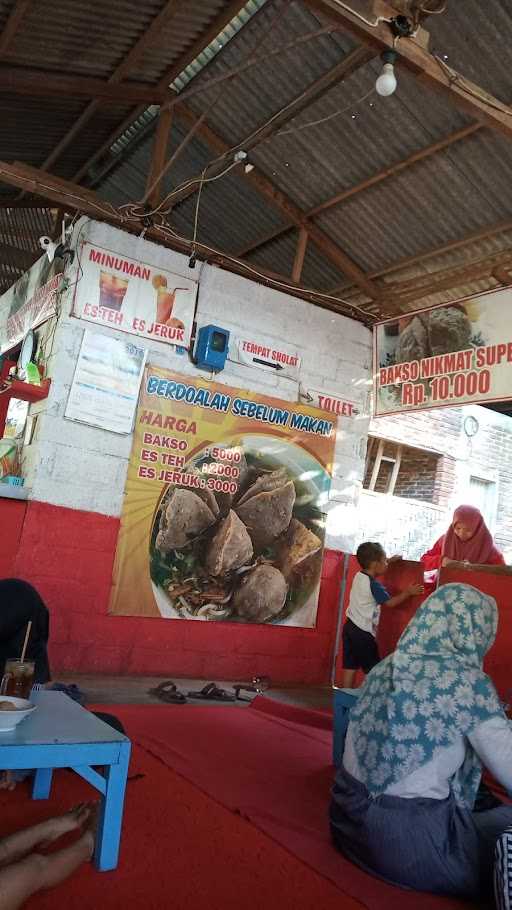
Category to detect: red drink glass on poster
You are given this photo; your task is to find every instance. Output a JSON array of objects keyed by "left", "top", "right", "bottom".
[{"left": 99, "top": 272, "right": 129, "bottom": 311}]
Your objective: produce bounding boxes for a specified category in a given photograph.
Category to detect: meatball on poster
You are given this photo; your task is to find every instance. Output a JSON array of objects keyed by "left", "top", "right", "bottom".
[
  {"left": 374, "top": 288, "right": 512, "bottom": 415},
  {"left": 110, "top": 367, "right": 336, "bottom": 627}
]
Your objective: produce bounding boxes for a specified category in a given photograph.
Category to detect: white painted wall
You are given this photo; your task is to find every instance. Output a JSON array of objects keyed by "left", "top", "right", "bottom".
[{"left": 22, "top": 218, "right": 372, "bottom": 551}]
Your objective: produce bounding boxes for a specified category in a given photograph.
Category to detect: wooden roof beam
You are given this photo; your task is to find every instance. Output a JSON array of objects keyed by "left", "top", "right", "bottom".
[
  {"left": 0, "top": 160, "right": 373, "bottom": 323},
  {"left": 239, "top": 121, "right": 481, "bottom": 257},
  {"left": 303, "top": 0, "right": 512, "bottom": 140},
  {"left": 0, "top": 0, "right": 31, "bottom": 57},
  {"left": 329, "top": 217, "right": 512, "bottom": 295},
  {"left": 176, "top": 103, "right": 381, "bottom": 301},
  {"left": 73, "top": 0, "right": 251, "bottom": 184},
  {"left": 78, "top": 40, "right": 375, "bottom": 192},
  {"left": 156, "top": 0, "right": 263, "bottom": 92},
  {"left": 40, "top": 0, "right": 189, "bottom": 173},
  {"left": 0, "top": 67, "right": 169, "bottom": 104},
  {"left": 379, "top": 249, "right": 512, "bottom": 312}
]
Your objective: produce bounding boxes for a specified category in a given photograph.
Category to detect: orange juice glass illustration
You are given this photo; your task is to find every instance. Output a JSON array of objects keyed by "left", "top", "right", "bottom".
[
  {"left": 156, "top": 288, "right": 174, "bottom": 324},
  {"left": 99, "top": 272, "right": 129, "bottom": 311}
]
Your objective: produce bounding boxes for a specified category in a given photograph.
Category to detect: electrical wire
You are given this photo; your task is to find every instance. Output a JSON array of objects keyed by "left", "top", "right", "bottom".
[
  {"left": 0, "top": 167, "right": 376, "bottom": 320},
  {"left": 275, "top": 86, "right": 375, "bottom": 137},
  {"left": 191, "top": 167, "right": 207, "bottom": 257},
  {"left": 330, "top": 0, "right": 390, "bottom": 28},
  {"left": 418, "top": 0, "right": 447, "bottom": 14},
  {"left": 151, "top": 217, "right": 374, "bottom": 321},
  {"left": 119, "top": 159, "right": 240, "bottom": 220},
  {"left": 433, "top": 55, "right": 512, "bottom": 117}
]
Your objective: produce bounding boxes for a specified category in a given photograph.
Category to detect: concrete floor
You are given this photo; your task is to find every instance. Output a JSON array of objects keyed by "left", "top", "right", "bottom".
[{"left": 58, "top": 674, "right": 332, "bottom": 711}]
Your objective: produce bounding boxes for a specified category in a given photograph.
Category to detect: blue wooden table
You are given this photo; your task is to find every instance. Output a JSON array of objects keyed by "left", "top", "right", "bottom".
[{"left": 0, "top": 691, "right": 131, "bottom": 871}]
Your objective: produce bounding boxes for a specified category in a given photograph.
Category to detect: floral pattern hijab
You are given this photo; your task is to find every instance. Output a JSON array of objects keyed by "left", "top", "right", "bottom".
[{"left": 349, "top": 583, "right": 504, "bottom": 808}]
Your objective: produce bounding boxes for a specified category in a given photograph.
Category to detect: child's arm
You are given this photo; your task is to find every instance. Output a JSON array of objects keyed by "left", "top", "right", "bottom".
[{"left": 384, "top": 584, "right": 424, "bottom": 608}]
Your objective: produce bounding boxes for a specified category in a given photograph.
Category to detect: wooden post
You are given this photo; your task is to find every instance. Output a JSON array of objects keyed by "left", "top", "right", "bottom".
[
  {"left": 387, "top": 445, "right": 403, "bottom": 495},
  {"left": 369, "top": 439, "right": 384, "bottom": 491},
  {"left": 292, "top": 228, "right": 309, "bottom": 283},
  {"left": 145, "top": 107, "right": 173, "bottom": 210}
]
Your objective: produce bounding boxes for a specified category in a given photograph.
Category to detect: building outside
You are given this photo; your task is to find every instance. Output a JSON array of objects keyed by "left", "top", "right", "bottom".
[{"left": 355, "top": 404, "right": 512, "bottom": 563}]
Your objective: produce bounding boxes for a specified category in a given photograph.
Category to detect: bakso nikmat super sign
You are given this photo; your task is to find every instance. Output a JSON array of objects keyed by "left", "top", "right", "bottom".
[
  {"left": 110, "top": 367, "right": 336, "bottom": 628},
  {"left": 73, "top": 241, "right": 197, "bottom": 348},
  {"left": 374, "top": 287, "right": 512, "bottom": 416}
]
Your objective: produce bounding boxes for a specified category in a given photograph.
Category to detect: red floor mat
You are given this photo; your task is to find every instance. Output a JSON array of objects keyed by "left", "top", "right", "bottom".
[
  {"left": 85, "top": 697, "right": 472, "bottom": 910},
  {"left": 0, "top": 743, "right": 364, "bottom": 910}
]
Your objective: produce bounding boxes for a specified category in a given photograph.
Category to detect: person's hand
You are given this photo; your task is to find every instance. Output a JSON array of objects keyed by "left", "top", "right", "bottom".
[
  {"left": 441, "top": 557, "right": 455, "bottom": 568},
  {"left": 406, "top": 583, "right": 424, "bottom": 597},
  {"left": 0, "top": 771, "right": 16, "bottom": 791},
  {"left": 388, "top": 554, "right": 403, "bottom": 563}
]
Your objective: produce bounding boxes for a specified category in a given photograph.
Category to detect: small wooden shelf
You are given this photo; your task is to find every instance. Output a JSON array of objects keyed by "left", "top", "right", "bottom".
[{"left": 1, "top": 378, "right": 51, "bottom": 403}]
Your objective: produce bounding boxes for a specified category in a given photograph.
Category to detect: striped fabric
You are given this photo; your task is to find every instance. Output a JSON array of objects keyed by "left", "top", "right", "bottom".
[{"left": 495, "top": 827, "right": 512, "bottom": 910}]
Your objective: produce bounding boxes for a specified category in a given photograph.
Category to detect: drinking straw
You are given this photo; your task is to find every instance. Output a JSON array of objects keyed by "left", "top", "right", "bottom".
[{"left": 20, "top": 621, "right": 32, "bottom": 663}]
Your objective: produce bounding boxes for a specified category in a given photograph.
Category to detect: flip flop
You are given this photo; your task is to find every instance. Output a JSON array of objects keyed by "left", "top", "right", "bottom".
[
  {"left": 148, "top": 681, "right": 187, "bottom": 704},
  {"left": 187, "top": 682, "right": 236, "bottom": 702}
]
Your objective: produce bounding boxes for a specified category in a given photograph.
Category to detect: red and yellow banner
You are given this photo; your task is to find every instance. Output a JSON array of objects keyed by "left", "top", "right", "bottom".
[
  {"left": 374, "top": 288, "right": 512, "bottom": 415},
  {"left": 73, "top": 241, "right": 197, "bottom": 348},
  {"left": 110, "top": 367, "right": 336, "bottom": 627}
]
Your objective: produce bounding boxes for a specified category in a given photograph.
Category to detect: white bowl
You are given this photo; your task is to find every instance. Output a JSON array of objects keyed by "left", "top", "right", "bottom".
[{"left": 0, "top": 697, "right": 36, "bottom": 732}]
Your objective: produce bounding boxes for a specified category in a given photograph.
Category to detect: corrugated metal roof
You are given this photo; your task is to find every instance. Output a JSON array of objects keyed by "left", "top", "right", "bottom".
[
  {"left": 132, "top": 0, "right": 267, "bottom": 88},
  {"left": 3, "top": 0, "right": 165, "bottom": 79},
  {"left": 2, "top": 0, "right": 512, "bottom": 321},
  {"left": 245, "top": 229, "right": 343, "bottom": 290},
  {"left": 108, "top": 0, "right": 269, "bottom": 160},
  {"left": 0, "top": 94, "right": 87, "bottom": 177},
  {"left": 314, "top": 154, "right": 504, "bottom": 274},
  {"left": 425, "top": 0, "right": 512, "bottom": 105},
  {"left": 0, "top": 207, "right": 54, "bottom": 293},
  {"left": 99, "top": 118, "right": 288, "bottom": 255},
  {"left": 185, "top": 1, "right": 358, "bottom": 149}
]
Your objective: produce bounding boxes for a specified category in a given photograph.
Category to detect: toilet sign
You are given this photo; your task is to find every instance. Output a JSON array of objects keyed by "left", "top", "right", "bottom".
[
  {"left": 305, "top": 389, "right": 358, "bottom": 417},
  {"left": 235, "top": 336, "right": 301, "bottom": 379}
]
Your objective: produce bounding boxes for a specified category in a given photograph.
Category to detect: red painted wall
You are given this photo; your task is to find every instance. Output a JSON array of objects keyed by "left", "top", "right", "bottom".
[
  {"left": 333, "top": 556, "right": 512, "bottom": 699},
  {"left": 0, "top": 498, "right": 343, "bottom": 684},
  {"left": 0, "top": 498, "right": 27, "bottom": 577},
  {"left": 332, "top": 557, "right": 424, "bottom": 686}
]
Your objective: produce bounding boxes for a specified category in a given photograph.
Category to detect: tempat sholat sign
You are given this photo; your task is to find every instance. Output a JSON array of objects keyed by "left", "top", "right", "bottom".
[
  {"left": 73, "top": 242, "right": 197, "bottom": 349},
  {"left": 110, "top": 367, "right": 336, "bottom": 628},
  {"left": 374, "top": 287, "right": 512, "bottom": 416}
]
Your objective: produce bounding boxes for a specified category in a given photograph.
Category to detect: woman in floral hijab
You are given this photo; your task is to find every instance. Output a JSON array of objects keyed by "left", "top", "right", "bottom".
[{"left": 330, "top": 583, "right": 512, "bottom": 904}]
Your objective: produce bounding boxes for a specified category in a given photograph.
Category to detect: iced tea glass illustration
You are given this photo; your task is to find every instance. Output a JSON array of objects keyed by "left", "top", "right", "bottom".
[
  {"left": 99, "top": 272, "right": 129, "bottom": 311},
  {"left": 1, "top": 659, "right": 35, "bottom": 698}
]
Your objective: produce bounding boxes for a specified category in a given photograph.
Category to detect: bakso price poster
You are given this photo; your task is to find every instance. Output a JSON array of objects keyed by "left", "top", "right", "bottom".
[{"left": 110, "top": 367, "right": 336, "bottom": 628}]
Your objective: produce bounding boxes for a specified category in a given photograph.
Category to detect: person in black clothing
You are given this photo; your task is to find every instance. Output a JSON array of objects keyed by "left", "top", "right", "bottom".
[
  {"left": 0, "top": 578, "right": 125, "bottom": 790},
  {"left": 0, "top": 579, "right": 51, "bottom": 686}
]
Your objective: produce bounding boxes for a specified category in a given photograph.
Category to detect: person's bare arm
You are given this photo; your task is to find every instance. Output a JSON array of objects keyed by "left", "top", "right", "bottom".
[{"left": 384, "top": 584, "right": 424, "bottom": 608}]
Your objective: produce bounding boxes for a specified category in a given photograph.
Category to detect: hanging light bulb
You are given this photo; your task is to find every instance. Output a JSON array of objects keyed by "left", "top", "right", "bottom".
[{"left": 376, "top": 50, "right": 398, "bottom": 97}]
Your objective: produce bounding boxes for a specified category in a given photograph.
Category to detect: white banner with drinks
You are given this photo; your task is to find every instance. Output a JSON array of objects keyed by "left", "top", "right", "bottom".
[
  {"left": 72, "top": 241, "right": 197, "bottom": 349},
  {"left": 374, "top": 287, "right": 512, "bottom": 416}
]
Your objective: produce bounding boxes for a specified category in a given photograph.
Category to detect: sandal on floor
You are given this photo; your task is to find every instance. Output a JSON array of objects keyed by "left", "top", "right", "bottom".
[
  {"left": 187, "top": 682, "right": 236, "bottom": 702},
  {"left": 148, "top": 681, "right": 187, "bottom": 704}
]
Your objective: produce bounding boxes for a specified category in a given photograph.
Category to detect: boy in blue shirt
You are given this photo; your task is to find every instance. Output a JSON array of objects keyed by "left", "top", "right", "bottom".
[{"left": 341, "top": 542, "right": 423, "bottom": 688}]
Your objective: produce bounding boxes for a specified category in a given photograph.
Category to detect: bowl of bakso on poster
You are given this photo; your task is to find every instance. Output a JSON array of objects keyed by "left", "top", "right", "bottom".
[{"left": 149, "top": 435, "right": 329, "bottom": 626}]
